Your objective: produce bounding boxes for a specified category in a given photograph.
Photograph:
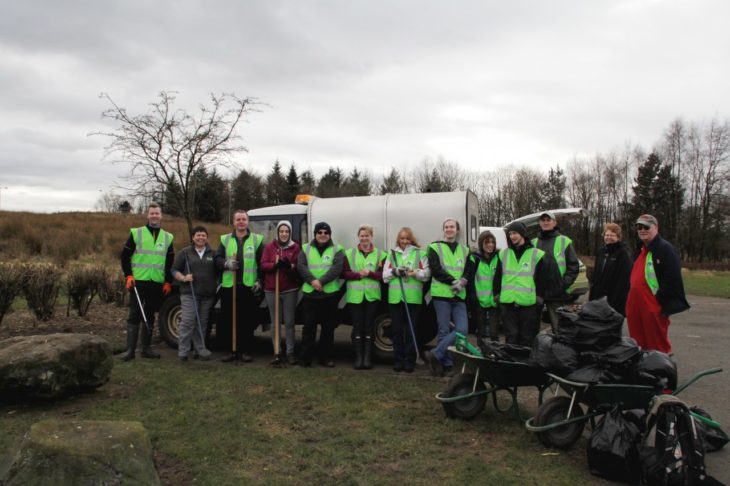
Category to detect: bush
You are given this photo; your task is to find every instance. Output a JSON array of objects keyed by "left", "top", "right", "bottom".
[
  {"left": 66, "top": 263, "right": 106, "bottom": 317},
  {"left": 98, "top": 268, "right": 126, "bottom": 307},
  {"left": 23, "top": 263, "right": 62, "bottom": 322},
  {"left": 0, "top": 262, "right": 27, "bottom": 326}
]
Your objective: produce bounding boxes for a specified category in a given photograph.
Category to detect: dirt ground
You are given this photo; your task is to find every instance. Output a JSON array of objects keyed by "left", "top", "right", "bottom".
[{"left": 2, "top": 295, "right": 729, "bottom": 483}]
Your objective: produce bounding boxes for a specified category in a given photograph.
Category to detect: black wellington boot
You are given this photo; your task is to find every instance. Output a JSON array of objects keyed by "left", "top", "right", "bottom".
[
  {"left": 353, "top": 336, "right": 364, "bottom": 370},
  {"left": 362, "top": 337, "right": 373, "bottom": 370},
  {"left": 121, "top": 324, "right": 138, "bottom": 361},
  {"left": 140, "top": 327, "right": 160, "bottom": 359}
]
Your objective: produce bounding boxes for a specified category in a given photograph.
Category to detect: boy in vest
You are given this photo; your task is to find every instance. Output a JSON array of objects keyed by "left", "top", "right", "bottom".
[
  {"left": 297, "top": 222, "right": 344, "bottom": 367},
  {"left": 532, "top": 211, "right": 579, "bottom": 333},
  {"left": 423, "top": 218, "right": 469, "bottom": 376},
  {"left": 494, "top": 222, "right": 547, "bottom": 346},
  {"left": 120, "top": 202, "right": 174, "bottom": 360},
  {"left": 215, "top": 209, "right": 264, "bottom": 363},
  {"left": 626, "top": 214, "right": 689, "bottom": 354}
]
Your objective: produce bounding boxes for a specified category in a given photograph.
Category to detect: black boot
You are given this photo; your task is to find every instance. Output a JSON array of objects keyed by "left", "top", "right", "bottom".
[
  {"left": 121, "top": 324, "right": 138, "bottom": 361},
  {"left": 353, "top": 337, "right": 364, "bottom": 370},
  {"left": 140, "top": 326, "right": 160, "bottom": 359},
  {"left": 362, "top": 337, "right": 373, "bottom": 370}
]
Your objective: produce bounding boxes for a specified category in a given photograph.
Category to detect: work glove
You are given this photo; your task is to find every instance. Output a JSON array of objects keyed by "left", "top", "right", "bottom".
[
  {"left": 162, "top": 283, "right": 173, "bottom": 295},
  {"left": 536, "top": 296, "right": 544, "bottom": 306},
  {"left": 276, "top": 260, "right": 289, "bottom": 270},
  {"left": 395, "top": 266, "right": 408, "bottom": 277},
  {"left": 224, "top": 258, "right": 238, "bottom": 270},
  {"left": 280, "top": 257, "right": 290, "bottom": 267},
  {"left": 450, "top": 280, "right": 463, "bottom": 293},
  {"left": 252, "top": 280, "right": 262, "bottom": 296},
  {"left": 125, "top": 275, "right": 135, "bottom": 290}
]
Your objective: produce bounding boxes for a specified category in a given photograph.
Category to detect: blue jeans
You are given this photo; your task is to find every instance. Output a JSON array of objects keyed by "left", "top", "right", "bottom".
[{"left": 431, "top": 299, "right": 468, "bottom": 368}]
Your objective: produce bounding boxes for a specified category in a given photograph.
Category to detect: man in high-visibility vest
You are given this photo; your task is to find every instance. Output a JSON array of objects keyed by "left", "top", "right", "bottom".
[
  {"left": 626, "top": 214, "right": 689, "bottom": 354},
  {"left": 215, "top": 209, "right": 264, "bottom": 363},
  {"left": 120, "top": 202, "right": 174, "bottom": 361},
  {"left": 297, "top": 222, "right": 344, "bottom": 368},
  {"left": 494, "top": 221, "right": 547, "bottom": 346},
  {"left": 532, "top": 211, "right": 579, "bottom": 333}
]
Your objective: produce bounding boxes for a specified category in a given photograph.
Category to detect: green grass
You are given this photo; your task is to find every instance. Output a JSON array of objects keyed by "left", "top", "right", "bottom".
[
  {"left": 0, "top": 361, "right": 599, "bottom": 485},
  {"left": 683, "top": 270, "right": 730, "bottom": 298}
]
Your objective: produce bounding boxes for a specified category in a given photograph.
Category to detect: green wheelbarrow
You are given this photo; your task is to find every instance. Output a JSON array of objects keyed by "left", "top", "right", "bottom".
[{"left": 524, "top": 367, "right": 723, "bottom": 449}]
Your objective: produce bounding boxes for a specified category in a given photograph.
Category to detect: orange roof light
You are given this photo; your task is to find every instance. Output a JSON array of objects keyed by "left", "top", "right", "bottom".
[{"left": 295, "top": 194, "right": 314, "bottom": 204}]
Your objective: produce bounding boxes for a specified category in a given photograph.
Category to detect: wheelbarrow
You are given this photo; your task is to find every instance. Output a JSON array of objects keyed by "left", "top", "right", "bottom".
[
  {"left": 435, "top": 341, "right": 554, "bottom": 421},
  {"left": 524, "top": 367, "right": 723, "bottom": 449}
]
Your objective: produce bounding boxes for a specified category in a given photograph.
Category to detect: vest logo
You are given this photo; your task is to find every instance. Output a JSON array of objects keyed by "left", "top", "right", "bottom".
[
  {"left": 522, "top": 262, "right": 530, "bottom": 269},
  {"left": 246, "top": 245, "right": 253, "bottom": 251},
  {"left": 156, "top": 243, "right": 164, "bottom": 249},
  {"left": 324, "top": 255, "right": 331, "bottom": 262},
  {"left": 457, "top": 259, "right": 463, "bottom": 265}
]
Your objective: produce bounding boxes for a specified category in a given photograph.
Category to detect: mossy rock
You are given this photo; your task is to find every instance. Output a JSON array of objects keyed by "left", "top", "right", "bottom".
[
  {"left": 0, "top": 333, "right": 113, "bottom": 402},
  {"left": 0, "top": 419, "right": 160, "bottom": 485}
]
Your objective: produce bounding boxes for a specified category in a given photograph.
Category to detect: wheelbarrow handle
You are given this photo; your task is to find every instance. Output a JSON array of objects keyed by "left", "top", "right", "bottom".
[{"left": 673, "top": 367, "right": 723, "bottom": 396}]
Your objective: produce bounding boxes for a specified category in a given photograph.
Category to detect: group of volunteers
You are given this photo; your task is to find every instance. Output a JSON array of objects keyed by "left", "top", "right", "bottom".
[{"left": 120, "top": 202, "right": 688, "bottom": 373}]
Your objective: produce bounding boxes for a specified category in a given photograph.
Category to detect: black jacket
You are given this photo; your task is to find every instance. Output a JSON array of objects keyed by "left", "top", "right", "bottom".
[
  {"left": 589, "top": 241, "right": 631, "bottom": 316},
  {"left": 636, "top": 235, "right": 690, "bottom": 317},
  {"left": 533, "top": 229, "right": 579, "bottom": 302}
]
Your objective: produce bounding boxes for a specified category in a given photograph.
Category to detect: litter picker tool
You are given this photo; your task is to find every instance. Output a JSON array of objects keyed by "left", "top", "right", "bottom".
[
  {"left": 132, "top": 284, "right": 152, "bottom": 335},
  {"left": 391, "top": 250, "right": 420, "bottom": 363},
  {"left": 185, "top": 255, "right": 207, "bottom": 348}
]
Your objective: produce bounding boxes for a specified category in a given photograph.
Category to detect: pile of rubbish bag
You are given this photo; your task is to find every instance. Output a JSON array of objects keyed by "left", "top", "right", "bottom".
[{"left": 528, "top": 297, "right": 678, "bottom": 390}]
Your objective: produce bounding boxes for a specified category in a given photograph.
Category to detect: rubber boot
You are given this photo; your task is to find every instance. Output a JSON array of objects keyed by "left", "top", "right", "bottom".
[
  {"left": 362, "top": 337, "right": 373, "bottom": 370},
  {"left": 140, "top": 326, "right": 160, "bottom": 359},
  {"left": 121, "top": 324, "right": 138, "bottom": 361},
  {"left": 353, "top": 336, "right": 364, "bottom": 370}
]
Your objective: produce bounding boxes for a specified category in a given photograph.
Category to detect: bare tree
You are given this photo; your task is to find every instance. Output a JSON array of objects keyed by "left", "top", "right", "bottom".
[{"left": 95, "top": 91, "right": 259, "bottom": 234}]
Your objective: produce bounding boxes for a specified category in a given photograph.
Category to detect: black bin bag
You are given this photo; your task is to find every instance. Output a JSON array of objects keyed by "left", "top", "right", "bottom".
[
  {"left": 634, "top": 350, "right": 678, "bottom": 391},
  {"left": 557, "top": 297, "right": 623, "bottom": 351},
  {"left": 528, "top": 333, "right": 578, "bottom": 376},
  {"left": 690, "top": 406, "right": 730, "bottom": 453},
  {"left": 587, "top": 407, "right": 642, "bottom": 483}
]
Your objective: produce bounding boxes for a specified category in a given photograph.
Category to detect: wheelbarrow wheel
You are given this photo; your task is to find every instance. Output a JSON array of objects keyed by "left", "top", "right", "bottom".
[
  {"left": 534, "top": 396, "right": 585, "bottom": 449},
  {"left": 442, "top": 373, "right": 487, "bottom": 420}
]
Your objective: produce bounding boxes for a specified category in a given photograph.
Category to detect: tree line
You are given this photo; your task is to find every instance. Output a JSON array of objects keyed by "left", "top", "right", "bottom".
[{"left": 95, "top": 92, "right": 728, "bottom": 262}]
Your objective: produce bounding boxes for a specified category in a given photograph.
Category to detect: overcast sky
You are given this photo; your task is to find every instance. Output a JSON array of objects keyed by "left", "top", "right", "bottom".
[{"left": 0, "top": 0, "right": 728, "bottom": 212}]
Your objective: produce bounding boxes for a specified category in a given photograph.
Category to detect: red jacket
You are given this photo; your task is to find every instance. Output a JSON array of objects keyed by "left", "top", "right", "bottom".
[{"left": 261, "top": 240, "right": 301, "bottom": 292}]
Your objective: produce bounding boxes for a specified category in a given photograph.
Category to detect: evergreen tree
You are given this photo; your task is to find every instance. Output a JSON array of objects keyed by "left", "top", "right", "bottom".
[
  {"left": 379, "top": 167, "right": 405, "bottom": 194},
  {"left": 265, "top": 160, "right": 288, "bottom": 205},
  {"left": 231, "top": 168, "right": 266, "bottom": 211},
  {"left": 193, "top": 168, "right": 227, "bottom": 223},
  {"left": 342, "top": 168, "right": 371, "bottom": 196},
  {"left": 541, "top": 165, "right": 566, "bottom": 209},
  {"left": 317, "top": 167, "right": 344, "bottom": 197},
  {"left": 299, "top": 169, "right": 317, "bottom": 194},
  {"left": 286, "top": 163, "right": 300, "bottom": 201},
  {"left": 631, "top": 152, "right": 682, "bottom": 238}
]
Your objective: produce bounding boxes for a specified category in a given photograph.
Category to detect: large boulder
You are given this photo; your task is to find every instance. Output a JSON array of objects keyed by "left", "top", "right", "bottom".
[
  {"left": 0, "top": 419, "right": 160, "bottom": 485},
  {"left": 0, "top": 333, "right": 113, "bottom": 402}
]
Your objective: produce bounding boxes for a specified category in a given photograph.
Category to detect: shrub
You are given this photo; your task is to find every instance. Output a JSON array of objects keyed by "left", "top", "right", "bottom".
[
  {"left": 66, "top": 263, "right": 106, "bottom": 317},
  {"left": 0, "top": 262, "right": 27, "bottom": 326},
  {"left": 23, "top": 263, "right": 62, "bottom": 322},
  {"left": 99, "top": 268, "right": 127, "bottom": 307}
]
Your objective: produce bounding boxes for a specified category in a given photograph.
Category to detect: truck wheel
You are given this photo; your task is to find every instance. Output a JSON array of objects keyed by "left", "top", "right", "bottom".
[
  {"left": 372, "top": 313, "right": 393, "bottom": 362},
  {"left": 534, "top": 396, "right": 585, "bottom": 449},
  {"left": 442, "top": 373, "right": 487, "bottom": 419},
  {"left": 158, "top": 294, "right": 181, "bottom": 349}
]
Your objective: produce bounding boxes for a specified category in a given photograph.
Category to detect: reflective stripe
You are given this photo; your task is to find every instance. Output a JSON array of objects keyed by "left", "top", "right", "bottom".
[
  {"left": 345, "top": 246, "right": 385, "bottom": 303},
  {"left": 499, "top": 247, "right": 544, "bottom": 306},
  {"left": 302, "top": 243, "right": 343, "bottom": 294},
  {"left": 387, "top": 249, "right": 423, "bottom": 304},
  {"left": 131, "top": 263, "right": 164, "bottom": 270},
  {"left": 430, "top": 242, "right": 467, "bottom": 299},
  {"left": 220, "top": 232, "right": 263, "bottom": 287},
  {"left": 130, "top": 226, "right": 173, "bottom": 283}
]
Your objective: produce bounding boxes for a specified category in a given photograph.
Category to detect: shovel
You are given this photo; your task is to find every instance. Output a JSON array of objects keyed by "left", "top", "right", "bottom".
[{"left": 270, "top": 256, "right": 284, "bottom": 367}]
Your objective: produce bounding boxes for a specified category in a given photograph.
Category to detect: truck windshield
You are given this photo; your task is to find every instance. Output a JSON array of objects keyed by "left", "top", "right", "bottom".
[
  {"left": 249, "top": 217, "right": 308, "bottom": 245},
  {"left": 249, "top": 219, "right": 280, "bottom": 244}
]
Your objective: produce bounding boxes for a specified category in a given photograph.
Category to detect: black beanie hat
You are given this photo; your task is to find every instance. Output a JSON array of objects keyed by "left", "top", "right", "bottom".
[
  {"left": 505, "top": 221, "right": 527, "bottom": 238},
  {"left": 313, "top": 222, "right": 331, "bottom": 236}
]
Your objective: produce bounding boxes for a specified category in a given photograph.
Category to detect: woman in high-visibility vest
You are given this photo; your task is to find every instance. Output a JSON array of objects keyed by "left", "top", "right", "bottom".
[
  {"left": 466, "top": 230, "right": 501, "bottom": 343},
  {"left": 296, "top": 222, "right": 344, "bottom": 368},
  {"left": 423, "top": 218, "right": 469, "bottom": 376},
  {"left": 343, "top": 225, "right": 386, "bottom": 370},
  {"left": 383, "top": 227, "right": 430, "bottom": 372}
]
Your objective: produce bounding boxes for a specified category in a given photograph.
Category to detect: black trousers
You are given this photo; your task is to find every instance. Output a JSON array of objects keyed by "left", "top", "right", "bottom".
[
  {"left": 472, "top": 304, "right": 501, "bottom": 341},
  {"left": 500, "top": 303, "right": 539, "bottom": 347},
  {"left": 389, "top": 302, "right": 422, "bottom": 368},
  {"left": 349, "top": 300, "right": 380, "bottom": 340},
  {"left": 127, "top": 280, "right": 163, "bottom": 333},
  {"left": 300, "top": 295, "right": 339, "bottom": 364},
  {"left": 219, "top": 285, "right": 257, "bottom": 354}
]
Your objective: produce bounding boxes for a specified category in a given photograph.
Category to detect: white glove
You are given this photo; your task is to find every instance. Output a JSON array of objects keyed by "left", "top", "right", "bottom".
[
  {"left": 224, "top": 258, "right": 238, "bottom": 270},
  {"left": 252, "top": 280, "right": 262, "bottom": 295},
  {"left": 450, "top": 280, "right": 463, "bottom": 293}
]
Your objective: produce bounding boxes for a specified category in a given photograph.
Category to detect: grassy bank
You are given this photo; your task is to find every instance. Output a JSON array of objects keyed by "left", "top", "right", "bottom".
[
  {"left": 1, "top": 360, "right": 597, "bottom": 485},
  {"left": 683, "top": 269, "right": 730, "bottom": 299}
]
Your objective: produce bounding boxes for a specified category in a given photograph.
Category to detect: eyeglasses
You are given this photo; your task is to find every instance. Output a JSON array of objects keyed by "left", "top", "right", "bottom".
[
  {"left": 635, "top": 224, "right": 651, "bottom": 230},
  {"left": 316, "top": 230, "right": 330, "bottom": 235}
]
